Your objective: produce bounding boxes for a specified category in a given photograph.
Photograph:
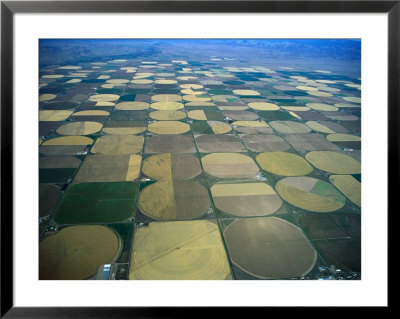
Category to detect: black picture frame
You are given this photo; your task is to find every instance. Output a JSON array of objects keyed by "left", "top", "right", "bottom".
[{"left": 1, "top": 1, "right": 395, "bottom": 317}]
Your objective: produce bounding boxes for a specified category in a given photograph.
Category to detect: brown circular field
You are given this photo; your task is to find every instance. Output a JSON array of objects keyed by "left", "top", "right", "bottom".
[
  {"left": 195, "top": 134, "right": 246, "bottom": 153},
  {"left": 183, "top": 94, "right": 211, "bottom": 102},
  {"left": 211, "top": 182, "right": 282, "bottom": 217},
  {"left": 222, "top": 110, "right": 259, "bottom": 121},
  {"left": 276, "top": 176, "right": 346, "bottom": 212},
  {"left": 138, "top": 180, "right": 210, "bottom": 220},
  {"left": 149, "top": 110, "right": 186, "bottom": 121},
  {"left": 283, "top": 134, "right": 340, "bottom": 151},
  {"left": 142, "top": 153, "right": 202, "bottom": 180},
  {"left": 39, "top": 225, "right": 120, "bottom": 280},
  {"left": 241, "top": 134, "right": 291, "bottom": 152},
  {"left": 233, "top": 120, "right": 273, "bottom": 134},
  {"left": 129, "top": 220, "right": 230, "bottom": 280},
  {"left": 102, "top": 121, "right": 146, "bottom": 135},
  {"left": 202, "top": 153, "right": 259, "bottom": 178},
  {"left": 145, "top": 135, "right": 195, "bottom": 153},
  {"left": 223, "top": 217, "right": 317, "bottom": 279}
]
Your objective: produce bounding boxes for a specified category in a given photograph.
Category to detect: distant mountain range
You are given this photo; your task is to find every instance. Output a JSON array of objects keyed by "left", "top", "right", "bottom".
[{"left": 39, "top": 39, "right": 360, "bottom": 76}]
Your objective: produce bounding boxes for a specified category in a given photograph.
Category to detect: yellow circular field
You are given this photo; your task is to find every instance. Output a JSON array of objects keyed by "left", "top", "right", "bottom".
[
  {"left": 131, "top": 79, "right": 153, "bottom": 84},
  {"left": 327, "top": 134, "right": 361, "bottom": 142},
  {"left": 180, "top": 84, "right": 203, "bottom": 89},
  {"left": 115, "top": 102, "right": 149, "bottom": 110},
  {"left": 59, "top": 65, "right": 82, "bottom": 70},
  {"left": 233, "top": 90, "right": 260, "bottom": 96},
  {"left": 150, "top": 102, "right": 184, "bottom": 110},
  {"left": 95, "top": 101, "right": 115, "bottom": 107},
  {"left": 129, "top": 220, "right": 230, "bottom": 280},
  {"left": 39, "top": 225, "right": 119, "bottom": 280},
  {"left": 248, "top": 102, "right": 279, "bottom": 110},
  {"left": 151, "top": 94, "right": 182, "bottom": 102},
  {"left": 42, "top": 136, "right": 93, "bottom": 146},
  {"left": 106, "top": 79, "right": 130, "bottom": 84},
  {"left": 156, "top": 72, "right": 175, "bottom": 77},
  {"left": 102, "top": 84, "right": 124, "bottom": 89},
  {"left": 72, "top": 110, "right": 110, "bottom": 117},
  {"left": 307, "top": 91, "right": 333, "bottom": 97},
  {"left": 39, "top": 110, "right": 73, "bottom": 121},
  {"left": 202, "top": 153, "right": 259, "bottom": 178},
  {"left": 41, "top": 74, "right": 64, "bottom": 79},
  {"left": 91, "top": 135, "right": 144, "bottom": 154},
  {"left": 148, "top": 121, "right": 190, "bottom": 134},
  {"left": 187, "top": 110, "right": 208, "bottom": 120},
  {"left": 282, "top": 106, "right": 310, "bottom": 111},
  {"left": 183, "top": 95, "right": 211, "bottom": 102},
  {"left": 276, "top": 176, "right": 346, "bottom": 212},
  {"left": 180, "top": 89, "right": 206, "bottom": 95},
  {"left": 39, "top": 94, "right": 57, "bottom": 102},
  {"left": 343, "top": 96, "right": 361, "bottom": 103},
  {"left": 138, "top": 180, "right": 210, "bottom": 220},
  {"left": 345, "top": 83, "right": 361, "bottom": 89},
  {"left": 329, "top": 175, "right": 361, "bottom": 207},
  {"left": 142, "top": 153, "right": 202, "bottom": 180},
  {"left": 178, "top": 76, "right": 198, "bottom": 81},
  {"left": 88, "top": 94, "right": 120, "bottom": 102},
  {"left": 305, "top": 151, "right": 361, "bottom": 174},
  {"left": 305, "top": 121, "right": 335, "bottom": 133},
  {"left": 56, "top": 121, "right": 103, "bottom": 136},
  {"left": 155, "top": 79, "right": 177, "bottom": 84},
  {"left": 315, "top": 79, "right": 335, "bottom": 84},
  {"left": 233, "top": 120, "right": 269, "bottom": 127},
  {"left": 256, "top": 151, "right": 313, "bottom": 176},
  {"left": 207, "top": 121, "right": 232, "bottom": 134},
  {"left": 269, "top": 121, "right": 311, "bottom": 134},
  {"left": 134, "top": 73, "right": 154, "bottom": 79},
  {"left": 149, "top": 110, "right": 186, "bottom": 121},
  {"left": 306, "top": 103, "right": 338, "bottom": 111}
]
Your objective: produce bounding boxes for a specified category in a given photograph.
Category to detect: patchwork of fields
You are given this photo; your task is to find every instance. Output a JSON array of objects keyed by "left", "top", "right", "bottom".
[{"left": 39, "top": 40, "right": 361, "bottom": 280}]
